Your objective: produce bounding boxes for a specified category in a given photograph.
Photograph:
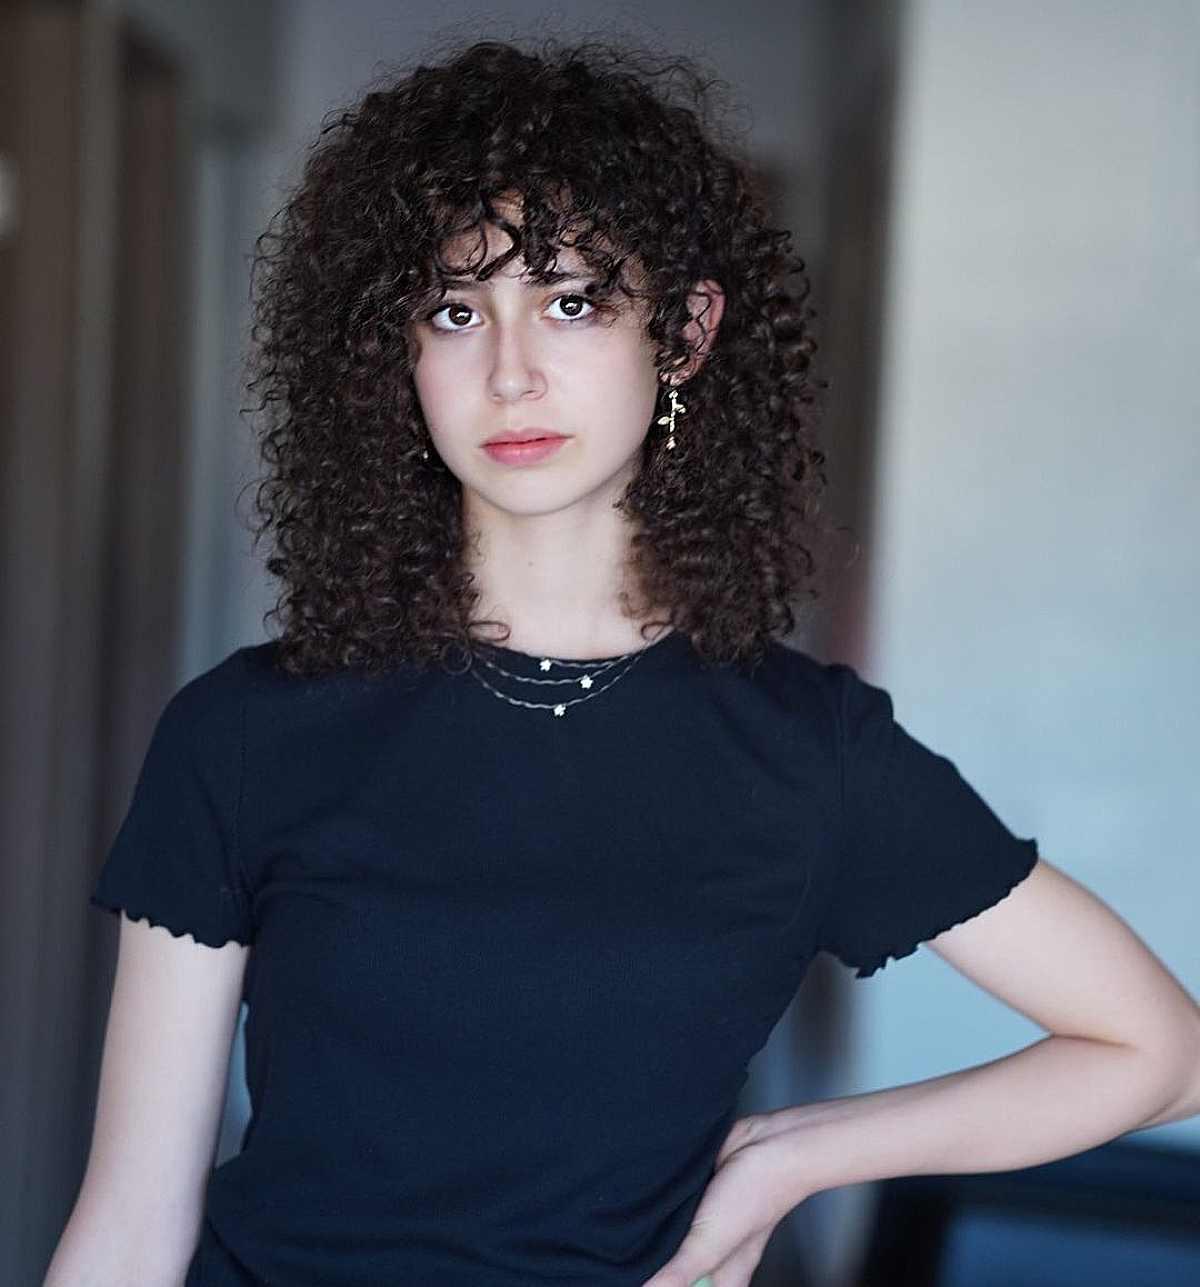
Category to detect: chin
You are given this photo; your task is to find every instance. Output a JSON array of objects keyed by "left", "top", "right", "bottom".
[{"left": 465, "top": 469, "right": 633, "bottom": 519}]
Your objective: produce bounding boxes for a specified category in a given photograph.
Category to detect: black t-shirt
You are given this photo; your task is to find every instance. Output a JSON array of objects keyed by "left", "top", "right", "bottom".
[{"left": 90, "top": 631, "right": 1039, "bottom": 1286}]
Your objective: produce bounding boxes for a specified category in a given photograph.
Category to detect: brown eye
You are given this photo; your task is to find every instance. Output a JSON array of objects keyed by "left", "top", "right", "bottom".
[
  {"left": 547, "top": 294, "right": 595, "bottom": 321},
  {"left": 426, "top": 302, "right": 476, "bottom": 331}
]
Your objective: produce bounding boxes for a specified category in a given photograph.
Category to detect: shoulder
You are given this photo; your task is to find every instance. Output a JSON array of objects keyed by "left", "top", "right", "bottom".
[
  {"left": 170, "top": 640, "right": 311, "bottom": 708},
  {"left": 154, "top": 647, "right": 247, "bottom": 732},
  {"left": 758, "top": 638, "right": 831, "bottom": 685},
  {"left": 755, "top": 638, "right": 846, "bottom": 709},
  {"left": 743, "top": 642, "right": 904, "bottom": 762},
  {"left": 152, "top": 642, "right": 288, "bottom": 754},
  {"left": 738, "top": 639, "right": 846, "bottom": 744},
  {"left": 766, "top": 645, "right": 894, "bottom": 728}
]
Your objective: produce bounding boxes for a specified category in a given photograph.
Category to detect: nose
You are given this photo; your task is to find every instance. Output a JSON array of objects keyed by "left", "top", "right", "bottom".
[{"left": 487, "top": 318, "right": 546, "bottom": 403}]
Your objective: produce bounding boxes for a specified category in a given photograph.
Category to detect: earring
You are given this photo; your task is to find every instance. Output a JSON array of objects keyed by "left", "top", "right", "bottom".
[{"left": 656, "top": 380, "right": 687, "bottom": 450}]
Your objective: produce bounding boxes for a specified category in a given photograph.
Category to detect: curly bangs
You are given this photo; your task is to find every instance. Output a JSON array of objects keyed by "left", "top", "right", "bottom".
[{"left": 246, "top": 35, "right": 834, "bottom": 678}]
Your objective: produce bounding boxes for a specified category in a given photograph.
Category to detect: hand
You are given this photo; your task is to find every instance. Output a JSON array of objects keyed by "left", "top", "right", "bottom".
[{"left": 639, "top": 1114, "right": 814, "bottom": 1287}]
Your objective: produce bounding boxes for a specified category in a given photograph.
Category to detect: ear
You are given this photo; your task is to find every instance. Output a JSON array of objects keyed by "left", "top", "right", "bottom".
[{"left": 678, "top": 278, "right": 725, "bottom": 379}]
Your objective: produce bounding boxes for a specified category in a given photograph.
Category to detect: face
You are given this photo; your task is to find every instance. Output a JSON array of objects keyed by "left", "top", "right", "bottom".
[{"left": 405, "top": 218, "right": 663, "bottom": 525}]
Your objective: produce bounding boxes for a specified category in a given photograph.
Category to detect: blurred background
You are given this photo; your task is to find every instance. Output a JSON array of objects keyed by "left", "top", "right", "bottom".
[{"left": 2, "top": 1, "right": 1197, "bottom": 1284}]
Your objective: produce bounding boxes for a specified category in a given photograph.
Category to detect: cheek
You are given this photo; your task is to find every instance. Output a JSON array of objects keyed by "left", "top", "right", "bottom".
[
  {"left": 617, "top": 385, "right": 657, "bottom": 436},
  {"left": 583, "top": 342, "right": 659, "bottom": 425},
  {"left": 617, "top": 364, "right": 661, "bottom": 436},
  {"left": 410, "top": 358, "right": 452, "bottom": 423}
]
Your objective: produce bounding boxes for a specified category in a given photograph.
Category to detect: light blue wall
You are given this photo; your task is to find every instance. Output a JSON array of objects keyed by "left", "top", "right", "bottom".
[{"left": 857, "top": 0, "right": 1199, "bottom": 1149}]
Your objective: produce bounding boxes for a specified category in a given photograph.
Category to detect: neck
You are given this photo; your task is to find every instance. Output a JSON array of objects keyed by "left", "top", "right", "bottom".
[{"left": 460, "top": 492, "right": 662, "bottom": 659}]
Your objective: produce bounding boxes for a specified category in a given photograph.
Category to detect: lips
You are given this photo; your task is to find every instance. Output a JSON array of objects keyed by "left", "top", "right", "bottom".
[
  {"left": 483, "top": 429, "right": 567, "bottom": 445},
  {"left": 482, "top": 436, "right": 569, "bottom": 465}
]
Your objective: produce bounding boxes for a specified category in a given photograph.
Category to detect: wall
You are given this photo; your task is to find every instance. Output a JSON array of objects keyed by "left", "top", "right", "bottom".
[
  {"left": 87, "top": 0, "right": 281, "bottom": 674},
  {"left": 856, "top": 0, "right": 1199, "bottom": 1153},
  {"left": 110, "top": 0, "right": 277, "bottom": 126}
]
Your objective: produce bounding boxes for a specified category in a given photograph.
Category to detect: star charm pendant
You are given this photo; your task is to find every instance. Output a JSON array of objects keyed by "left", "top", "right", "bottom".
[
  {"left": 553, "top": 703, "right": 567, "bottom": 717},
  {"left": 539, "top": 658, "right": 552, "bottom": 671},
  {"left": 579, "top": 675, "right": 594, "bottom": 689}
]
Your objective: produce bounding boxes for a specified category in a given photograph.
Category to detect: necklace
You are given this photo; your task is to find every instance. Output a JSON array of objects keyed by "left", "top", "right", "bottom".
[{"left": 466, "top": 632, "right": 673, "bottom": 716}]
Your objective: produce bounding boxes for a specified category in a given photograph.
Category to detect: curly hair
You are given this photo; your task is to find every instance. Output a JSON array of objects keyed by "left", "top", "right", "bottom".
[{"left": 245, "top": 34, "right": 835, "bottom": 678}]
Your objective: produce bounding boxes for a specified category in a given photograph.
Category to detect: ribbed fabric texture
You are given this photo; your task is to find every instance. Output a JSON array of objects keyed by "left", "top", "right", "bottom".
[{"left": 91, "top": 634, "right": 1038, "bottom": 1286}]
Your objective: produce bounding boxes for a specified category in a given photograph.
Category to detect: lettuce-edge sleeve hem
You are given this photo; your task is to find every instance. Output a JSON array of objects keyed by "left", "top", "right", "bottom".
[
  {"left": 89, "top": 892, "right": 254, "bottom": 950},
  {"left": 87, "top": 648, "right": 257, "bottom": 948},
  {"left": 818, "top": 662, "right": 1041, "bottom": 980},
  {"left": 845, "top": 836, "right": 1039, "bottom": 978}
]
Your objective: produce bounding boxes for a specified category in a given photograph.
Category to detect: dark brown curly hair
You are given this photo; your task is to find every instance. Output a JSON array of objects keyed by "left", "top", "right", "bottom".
[{"left": 245, "top": 34, "right": 835, "bottom": 678}]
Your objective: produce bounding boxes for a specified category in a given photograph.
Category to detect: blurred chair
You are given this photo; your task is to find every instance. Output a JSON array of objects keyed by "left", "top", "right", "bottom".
[{"left": 852, "top": 1139, "right": 1200, "bottom": 1287}]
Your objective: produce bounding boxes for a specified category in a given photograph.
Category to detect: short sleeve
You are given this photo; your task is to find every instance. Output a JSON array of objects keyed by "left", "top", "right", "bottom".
[
  {"left": 89, "top": 655, "right": 255, "bottom": 948},
  {"left": 816, "top": 663, "right": 1038, "bottom": 978}
]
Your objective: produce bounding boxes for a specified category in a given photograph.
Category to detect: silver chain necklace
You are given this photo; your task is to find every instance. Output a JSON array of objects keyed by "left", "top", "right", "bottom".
[{"left": 466, "top": 634, "right": 668, "bottom": 716}]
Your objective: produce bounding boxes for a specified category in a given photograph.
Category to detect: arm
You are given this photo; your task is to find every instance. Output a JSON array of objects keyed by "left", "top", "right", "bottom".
[
  {"left": 43, "top": 914, "right": 250, "bottom": 1287},
  {"left": 754, "top": 858, "right": 1200, "bottom": 1185},
  {"left": 642, "top": 859, "right": 1200, "bottom": 1287}
]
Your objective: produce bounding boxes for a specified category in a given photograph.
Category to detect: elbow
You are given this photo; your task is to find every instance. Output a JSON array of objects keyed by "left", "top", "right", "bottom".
[
  {"left": 1165, "top": 1016, "right": 1200, "bottom": 1121},
  {"left": 1127, "top": 1011, "right": 1200, "bottom": 1129}
]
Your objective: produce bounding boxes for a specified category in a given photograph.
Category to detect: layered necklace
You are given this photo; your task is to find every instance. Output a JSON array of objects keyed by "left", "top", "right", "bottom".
[{"left": 466, "top": 631, "right": 673, "bottom": 717}]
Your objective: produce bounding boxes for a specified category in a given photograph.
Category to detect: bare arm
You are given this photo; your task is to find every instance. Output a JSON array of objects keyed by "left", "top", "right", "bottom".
[
  {"left": 750, "top": 859, "right": 1200, "bottom": 1185},
  {"left": 43, "top": 914, "right": 250, "bottom": 1287},
  {"left": 641, "top": 860, "right": 1200, "bottom": 1287}
]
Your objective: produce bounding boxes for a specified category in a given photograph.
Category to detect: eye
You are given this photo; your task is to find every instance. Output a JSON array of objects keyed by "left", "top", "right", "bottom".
[
  {"left": 425, "top": 301, "right": 478, "bottom": 333},
  {"left": 422, "top": 292, "right": 597, "bottom": 333},
  {"left": 546, "top": 293, "right": 596, "bottom": 322}
]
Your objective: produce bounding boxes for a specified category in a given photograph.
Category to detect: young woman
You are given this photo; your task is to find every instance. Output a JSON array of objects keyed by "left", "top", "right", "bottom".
[{"left": 52, "top": 36, "right": 1200, "bottom": 1287}]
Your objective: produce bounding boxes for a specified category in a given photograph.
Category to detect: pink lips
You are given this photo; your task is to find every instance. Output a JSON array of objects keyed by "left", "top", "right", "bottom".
[{"left": 482, "top": 435, "right": 569, "bottom": 466}]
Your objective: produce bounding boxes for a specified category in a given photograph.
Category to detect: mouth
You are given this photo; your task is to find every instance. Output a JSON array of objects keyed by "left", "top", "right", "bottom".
[
  {"left": 481, "top": 436, "right": 571, "bottom": 465},
  {"left": 482, "top": 430, "right": 569, "bottom": 445}
]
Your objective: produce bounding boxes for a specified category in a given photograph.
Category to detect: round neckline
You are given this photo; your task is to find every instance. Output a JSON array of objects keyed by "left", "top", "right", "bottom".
[{"left": 469, "top": 625, "right": 684, "bottom": 668}]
